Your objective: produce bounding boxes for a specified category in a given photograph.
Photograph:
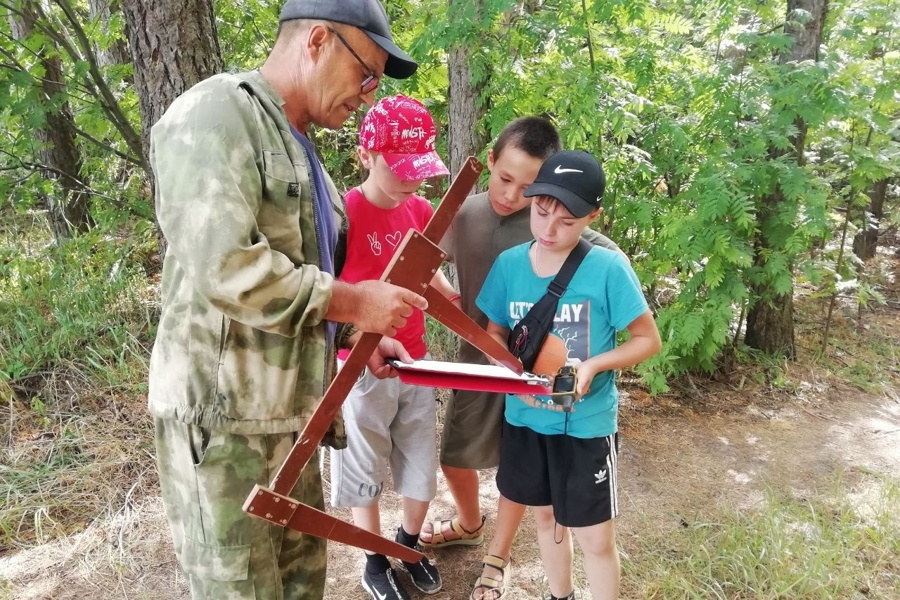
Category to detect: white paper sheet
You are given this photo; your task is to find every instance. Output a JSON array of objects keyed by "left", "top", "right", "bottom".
[{"left": 390, "top": 359, "right": 550, "bottom": 384}]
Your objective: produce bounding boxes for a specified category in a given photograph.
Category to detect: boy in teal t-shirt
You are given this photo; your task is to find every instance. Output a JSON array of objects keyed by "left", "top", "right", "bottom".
[{"left": 475, "top": 151, "right": 661, "bottom": 600}]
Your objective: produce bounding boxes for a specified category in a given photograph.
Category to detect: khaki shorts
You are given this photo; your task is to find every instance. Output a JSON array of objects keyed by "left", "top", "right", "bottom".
[
  {"left": 154, "top": 417, "right": 326, "bottom": 600},
  {"left": 330, "top": 361, "right": 437, "bottom": 508},
  {"left": 438, "top": 342, "right": 506, "bottom": 470}
]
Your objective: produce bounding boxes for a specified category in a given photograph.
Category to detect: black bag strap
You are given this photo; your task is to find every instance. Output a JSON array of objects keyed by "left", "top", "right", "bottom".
[
  {"left": 546, "top": 238, "right": 592, "bottom": 298},
  {"left": 507, "top": 239, "right": 593, "bottom": 369}
]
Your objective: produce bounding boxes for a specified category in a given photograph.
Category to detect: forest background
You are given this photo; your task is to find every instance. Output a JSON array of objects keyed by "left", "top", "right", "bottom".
[{"left": 0, "top": 1, "right": 898, "bottom": 599}]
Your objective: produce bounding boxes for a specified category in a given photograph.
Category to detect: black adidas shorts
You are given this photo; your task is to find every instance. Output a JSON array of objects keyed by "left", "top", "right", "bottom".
[{"left": 496, "top": 421, "right": 619, "bottom": 528}]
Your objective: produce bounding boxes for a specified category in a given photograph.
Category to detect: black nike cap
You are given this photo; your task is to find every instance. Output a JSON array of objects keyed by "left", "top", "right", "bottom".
[{"left": 524, "top": 150, "right": 606, "bottom": 218}]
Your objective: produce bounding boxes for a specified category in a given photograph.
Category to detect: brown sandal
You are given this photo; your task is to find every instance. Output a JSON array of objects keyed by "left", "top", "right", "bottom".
[
  {"left": 469, "top": 554, "right": 510, "bottom": 600},
  {"left": 419, "top": 515, "right": 485, "bottom": 547}
]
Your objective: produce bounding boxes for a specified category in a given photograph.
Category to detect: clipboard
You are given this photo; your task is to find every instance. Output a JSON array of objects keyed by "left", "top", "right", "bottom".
[{"left": 389, "top": 359, "right": 553, "bottom": 395}]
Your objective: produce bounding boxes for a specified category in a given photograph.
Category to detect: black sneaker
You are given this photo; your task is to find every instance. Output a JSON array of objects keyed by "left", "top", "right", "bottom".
[
  {"left": 400, "top": 552, "right": 442, "bottom": 594},
  {"left": 362, "top": 566, "right": 411, "bottom": 600}
]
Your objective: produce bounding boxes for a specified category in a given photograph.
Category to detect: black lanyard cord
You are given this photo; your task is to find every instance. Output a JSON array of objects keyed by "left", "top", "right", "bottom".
[{"left": 553, "top": 412, "right": 572, "bottom": 545}]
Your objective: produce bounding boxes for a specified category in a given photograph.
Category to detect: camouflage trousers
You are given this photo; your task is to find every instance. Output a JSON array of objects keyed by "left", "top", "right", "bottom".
[{"left": 154, "top": 417, "right": 326, "bottom": 600}]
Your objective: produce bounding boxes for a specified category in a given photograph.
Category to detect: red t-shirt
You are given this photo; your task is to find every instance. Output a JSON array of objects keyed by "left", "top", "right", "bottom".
[{"left": 337, "top": 187, "right": 434, "bottom": 360}]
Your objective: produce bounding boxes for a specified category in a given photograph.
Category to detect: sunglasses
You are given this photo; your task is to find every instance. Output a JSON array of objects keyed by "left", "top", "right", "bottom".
[{"left": 328, "top": 28, "right": 379, "bottom": 95}]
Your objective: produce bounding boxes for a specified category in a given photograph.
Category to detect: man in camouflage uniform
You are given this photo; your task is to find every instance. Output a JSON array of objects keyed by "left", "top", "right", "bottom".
[{"left": 148, "top": 1, "right": 424, "bottom": 598}]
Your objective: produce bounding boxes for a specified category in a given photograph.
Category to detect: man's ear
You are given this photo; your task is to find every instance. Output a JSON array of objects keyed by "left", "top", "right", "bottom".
[
  {"left": 306, "top": 23, "right": 329, "bottom": 60},
  {"left": 587, "top": 207, "right": 604, "bottom": 223}
]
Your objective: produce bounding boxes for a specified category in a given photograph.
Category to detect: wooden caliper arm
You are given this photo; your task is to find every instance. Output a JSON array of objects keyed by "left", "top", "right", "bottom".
[{"left": 243, "top": 157, "right": 522, "bottom": 560}]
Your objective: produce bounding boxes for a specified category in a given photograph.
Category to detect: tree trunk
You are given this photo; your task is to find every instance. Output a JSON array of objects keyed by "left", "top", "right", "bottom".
[
  {"left": 744, "top": 0, "right": 827, "bottom": 358},
  {"left": 744, "top": 243, "right": 797, "bottom": 356},
  {"left": 447, "top": 0, "right": 489, "bottom": 183},
  {"left": 88, "top": 0, "right": 131, "bottom": 71},
  {"left": 852, "top": 178, "right": 888, "bottom": 260},
  {"left": 119, "top": 0, "right": 223, "bottom": 258},
  {"left": 8, "top": 1, "right": 92, "bottom": 241},
  {"left": 119, "top": 0, "right": 223, "bottom": 166}
]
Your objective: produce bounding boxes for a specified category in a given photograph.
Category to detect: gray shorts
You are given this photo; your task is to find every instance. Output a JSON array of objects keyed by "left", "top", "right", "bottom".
[
  {"left": 439, "top": 343, "right": 506, "bottom": 470},
  {"left": 330, "top": 360, "right": 437, "bottom": 507}
]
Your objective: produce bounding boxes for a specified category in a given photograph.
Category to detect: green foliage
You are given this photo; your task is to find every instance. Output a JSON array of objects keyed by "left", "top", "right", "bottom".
[
  {"left": 0, "top": 0, "right": 148, "bottom": 224},
  {"left": 805, "top": 0, "right": 900, "bottom": 318},
  {"left": 216, "top": 0, "right": 281, "bottom": 70},
  {"left": 0, "top": 224, "right": 155, "bottom": 386}
]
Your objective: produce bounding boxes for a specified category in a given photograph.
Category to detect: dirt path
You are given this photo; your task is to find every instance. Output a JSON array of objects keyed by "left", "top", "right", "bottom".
[{"left": 3, "top": 382, "right": 897, "bottom": 600}]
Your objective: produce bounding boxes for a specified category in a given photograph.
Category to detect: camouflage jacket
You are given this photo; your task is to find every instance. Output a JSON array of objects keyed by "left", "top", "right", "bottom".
[{"left": 148, "top": 70, "right": 347, "bottom": 442}]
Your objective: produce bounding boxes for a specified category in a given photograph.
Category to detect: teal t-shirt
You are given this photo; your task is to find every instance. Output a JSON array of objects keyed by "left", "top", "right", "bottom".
[{"left": 476, "top": 242, "right": 648, "bottom": 438}]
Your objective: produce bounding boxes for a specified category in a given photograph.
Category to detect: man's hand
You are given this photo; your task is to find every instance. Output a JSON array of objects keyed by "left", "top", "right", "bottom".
[
  {"left": 366, "top": 337, "right": 414, "bottom": 379},
  {"left": 328, "top": 280, "right": 428, "bottom": 338},
  {"left": 355, "top": 280, "right": 428, "bottom": 337}
]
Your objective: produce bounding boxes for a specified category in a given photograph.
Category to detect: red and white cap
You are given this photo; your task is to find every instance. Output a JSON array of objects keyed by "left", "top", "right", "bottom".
[{"left": 359, "top": 95, "right": 450, "bottom": 181}]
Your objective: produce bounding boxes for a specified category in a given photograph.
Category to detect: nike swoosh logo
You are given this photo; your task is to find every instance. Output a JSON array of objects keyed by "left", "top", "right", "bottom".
[
  {"left": 364, "top": 574, "right": 390, "bottom": 600},
  {"left": 554, "top": 166, "right": 583, "bottom": 174},
  {"left": 366, "top": 582, "right": 387, "bottom": 600}
]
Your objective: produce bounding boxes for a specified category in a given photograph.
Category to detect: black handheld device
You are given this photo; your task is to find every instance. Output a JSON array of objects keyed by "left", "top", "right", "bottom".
[{"left": 551, "top": 365, "right": 577, "bottom": 412}]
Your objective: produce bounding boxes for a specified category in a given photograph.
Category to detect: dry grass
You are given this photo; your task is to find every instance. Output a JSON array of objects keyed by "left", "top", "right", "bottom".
[{"left": 0, "top": 366, "right": 156, "bottom": 553}]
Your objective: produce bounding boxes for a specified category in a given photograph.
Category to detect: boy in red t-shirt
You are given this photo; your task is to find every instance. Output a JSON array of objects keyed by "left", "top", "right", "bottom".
[{"left": 330, "top": 95, "right": 458, "bottom": 600}]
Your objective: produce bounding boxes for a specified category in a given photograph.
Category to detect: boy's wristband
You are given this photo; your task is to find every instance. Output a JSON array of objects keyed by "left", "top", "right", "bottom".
[{"left": 448, "top": 293, "right": 461, "bottom": 302}]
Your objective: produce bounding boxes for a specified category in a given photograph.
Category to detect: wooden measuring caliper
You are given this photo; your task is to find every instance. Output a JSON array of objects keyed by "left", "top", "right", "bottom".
[{"left": 242, "top": 156, "right": 523, "bottom": 562}]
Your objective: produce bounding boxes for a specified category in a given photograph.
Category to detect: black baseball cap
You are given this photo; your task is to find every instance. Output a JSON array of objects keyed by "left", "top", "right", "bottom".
[
  {"left": 524, "top": 150, "right": 606, "bottom": 218},
  {"left": 279, "top": 0, "right": 418, "bottom": 79}
]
